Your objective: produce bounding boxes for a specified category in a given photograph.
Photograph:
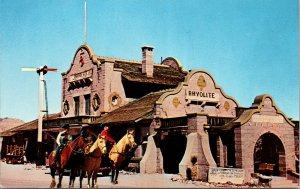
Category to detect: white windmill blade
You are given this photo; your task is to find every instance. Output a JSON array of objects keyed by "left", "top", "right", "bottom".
[{"left": 21, "top": 67, "right": 38, "bottom": 71}]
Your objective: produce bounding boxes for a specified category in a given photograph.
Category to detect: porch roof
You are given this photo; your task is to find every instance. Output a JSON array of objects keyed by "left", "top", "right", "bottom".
[
  {"left": 0, "top": 113, "right": 61, "bottom": 137},
  {"left": 91, "top": 90, "right": 168, "bottom": 125}
]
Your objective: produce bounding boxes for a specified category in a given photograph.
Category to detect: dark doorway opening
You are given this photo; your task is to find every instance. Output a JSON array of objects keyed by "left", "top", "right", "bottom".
[
  {"left": 160, "top": 131, "right": 187, "bottom": 174},
  {"left": 253, "top": 132, "right": 285, "bottom": 176}
]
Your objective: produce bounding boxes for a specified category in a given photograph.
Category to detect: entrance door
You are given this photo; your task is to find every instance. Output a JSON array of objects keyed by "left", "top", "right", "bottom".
[
  {"left": 160, "top": 131, "right": 187, "bottom": 174},
  {"left": 253, "top": 133, "right": 285, "bottom": 176}
]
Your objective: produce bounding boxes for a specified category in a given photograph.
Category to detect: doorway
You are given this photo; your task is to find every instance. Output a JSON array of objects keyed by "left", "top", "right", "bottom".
[
  {"left": 160, "top": 131, "right": 187, "bottom": 174},
  {"left": 253, "top": 132, "right": 285, "bottom": 176}
]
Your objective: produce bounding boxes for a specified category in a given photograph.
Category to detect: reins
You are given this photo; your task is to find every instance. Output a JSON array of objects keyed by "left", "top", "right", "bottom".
[
  {"left": 110, "top": 134, "right": 135, "bottom": 157},
  {"left": 66, "top": 137, "right": 85, "bottom": 155},
  {"left": 85, "top": 138, "right": 108, "bottom": 158}
]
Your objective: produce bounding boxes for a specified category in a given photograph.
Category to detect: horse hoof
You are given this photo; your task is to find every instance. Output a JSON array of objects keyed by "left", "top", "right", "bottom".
[
  {"left": 50, "top": 183, "right": 55, "bottom": 188},
  {"left": 111, "top": 180, "right": 118, "bottom": 184},
  {"left": 87, "top": 184, "right": 90, "bottom": 188},
  {"left": 57, "top": 184, "right": 61, "bottom": 188}
]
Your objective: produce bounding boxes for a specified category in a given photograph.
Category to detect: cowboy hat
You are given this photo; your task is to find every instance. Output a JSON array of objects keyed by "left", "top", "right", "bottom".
[{"left": 61, "top": 123, "right": 70, "bottom": 129}]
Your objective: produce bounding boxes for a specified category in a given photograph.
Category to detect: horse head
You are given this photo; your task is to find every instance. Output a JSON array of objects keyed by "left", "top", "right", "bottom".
[
  {"left": 70, "top": 136, "right": 86, "bottom": 155},
  {"left": 126, "top": 130, "right": 137, "bottom": 152},
  {"left": 97, "top": 135, "right": 108, "bottom": 155}
]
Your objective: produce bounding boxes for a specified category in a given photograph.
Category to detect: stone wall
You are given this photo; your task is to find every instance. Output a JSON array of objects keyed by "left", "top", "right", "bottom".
[{"left": 235, "top": 114, "right": 295, "bottom": 183}]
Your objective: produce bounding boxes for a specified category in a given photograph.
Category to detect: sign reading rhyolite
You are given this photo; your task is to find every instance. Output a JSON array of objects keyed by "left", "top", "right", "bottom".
[
  {"left": 208, "top": 167, "right": 245, "bottom": 184},
  {"left": 186, "top": 90, "right": 220, "bottom": 102}
]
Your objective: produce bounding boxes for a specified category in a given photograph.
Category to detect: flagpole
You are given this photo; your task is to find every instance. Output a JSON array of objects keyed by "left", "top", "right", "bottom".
[{"left": 84, "top": 0, "right": 87, "bottom": 44}]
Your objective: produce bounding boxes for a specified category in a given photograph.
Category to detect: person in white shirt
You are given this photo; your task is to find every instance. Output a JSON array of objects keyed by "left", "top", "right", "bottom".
[{"left": 52, "top": 124, "right": 72, "bottom": 166}]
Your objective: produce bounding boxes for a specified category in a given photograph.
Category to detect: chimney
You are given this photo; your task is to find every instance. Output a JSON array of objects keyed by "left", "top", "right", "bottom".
[{"left": 142, "top": 46, "right": 154, "bottom": 78}]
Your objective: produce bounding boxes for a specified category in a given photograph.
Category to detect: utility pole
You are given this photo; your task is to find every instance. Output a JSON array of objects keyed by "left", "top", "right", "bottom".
[
  {"left": 84, "top": 0, "right": 87, "bottom": 44},
  {"left": 21, "top": 65, "right": 57, "bottom": 166}
]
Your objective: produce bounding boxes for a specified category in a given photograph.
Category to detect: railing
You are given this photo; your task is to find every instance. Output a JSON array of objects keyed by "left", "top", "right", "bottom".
[
  {"left": 6, "top": 145, "right": 24, "bottom": 156},
  {"left": 6, "top": 145, "right": 25, "bottom": 164}
]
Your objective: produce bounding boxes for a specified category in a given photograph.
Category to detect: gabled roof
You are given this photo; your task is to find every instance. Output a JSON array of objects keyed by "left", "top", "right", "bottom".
[
  {"left": 92, "top": 90, "right": 170, "bottom": 124},
  {"left": 209, "top": 94, "right": 295, "bottom": 131},
  {"left": 63, "top": 45, "right": 187, "bottom": 86},
  {"left": 114, "top": 61, "right": 187, "bottom": 86}
]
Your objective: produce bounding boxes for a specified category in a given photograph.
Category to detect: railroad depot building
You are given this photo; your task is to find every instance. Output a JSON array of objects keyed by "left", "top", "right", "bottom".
[{"left": 3, "top": 44, "right": 298, "bottom": 183}]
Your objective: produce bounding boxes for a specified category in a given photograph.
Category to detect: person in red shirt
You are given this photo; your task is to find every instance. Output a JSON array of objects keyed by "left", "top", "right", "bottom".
[{"left": 99, "top": 124, "right": 116, "bottom": 146}]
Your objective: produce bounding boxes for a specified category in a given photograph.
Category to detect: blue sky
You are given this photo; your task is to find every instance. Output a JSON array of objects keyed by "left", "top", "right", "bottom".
[{"left": 0, "top": 0, "right": 298, "bottom": 122}]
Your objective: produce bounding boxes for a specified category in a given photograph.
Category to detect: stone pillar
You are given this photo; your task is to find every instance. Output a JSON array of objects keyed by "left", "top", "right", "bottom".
[
  {"left": 179, "top": 114, "right": 217, "bottom": 181},
  {"left": 234, "top": 127, "right": 242, "bottom": 168},
  {"left": 140, "top": 133, "right": 163, "bottom": 174},
  {"left": 217, "top": 136, "right": 225, "bottom": 167},
  {"left": 223, "top": 145, "right": 228, "bottom": 167},
  {"left": 279, "top": 152, "right": 286, "bottom": 176}
]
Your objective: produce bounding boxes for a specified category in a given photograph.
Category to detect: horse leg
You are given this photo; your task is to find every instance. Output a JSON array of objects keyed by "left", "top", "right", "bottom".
[
  {"left": 79, "top": 170, "right": 85, "bottom": 188},
  {"left": 69, "top": 169, "right": 74, "bottom": 188},
  {"left": 87, "top": 171, "right": 92, "bottom": 188},
  {"left": 70, "top": 168, "right": 78, "bottom": 188},
  {"left": 50, "top": 167, "right": 56, "bottom": 188},
  {"left": 57, "top": 170, "right": 63, "bottom": 188},
  {"left": 114, "top": 168, "right": 119, "bottom": 184},
  {"left": 92, "top": 171, "right": 97, "bottom": 188},
  {"left": 110, "top": 168, "right": 115, "bottom": 183},
  {"left": 91, "top": 172, "right": 95, "bottom": 188},
  {"left": 93, "top": 171, "right": 99, "bottom": 188}
]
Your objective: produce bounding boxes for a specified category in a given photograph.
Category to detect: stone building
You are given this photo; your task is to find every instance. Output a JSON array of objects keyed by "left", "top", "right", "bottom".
[{"left": 12, "top": 44, "right": 298, "bottom": 184}]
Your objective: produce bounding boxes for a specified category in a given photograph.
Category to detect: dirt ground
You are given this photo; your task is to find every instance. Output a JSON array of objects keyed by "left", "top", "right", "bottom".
[
  {"left": 0, "top": 162, "right": 298, "bottom": 188},
  {"left": 0, "top": 162, "right": 211, "bottom": 188}
]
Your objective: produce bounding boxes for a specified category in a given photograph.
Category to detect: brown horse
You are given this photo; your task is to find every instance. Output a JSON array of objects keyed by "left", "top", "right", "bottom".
[
  {"left": 77, "top": 135, "right": 108, "bottom": 188},
  {"left": 49, "top": 136, "right": 86, "bottom": 188},
  {"left": 109, "top": 130, "right": 137, "bottom": 184}
]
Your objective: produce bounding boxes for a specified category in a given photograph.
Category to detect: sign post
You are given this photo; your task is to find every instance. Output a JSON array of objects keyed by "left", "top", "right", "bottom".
[{"left": 21, "top": 66, "right": 57, "bottom": 166}]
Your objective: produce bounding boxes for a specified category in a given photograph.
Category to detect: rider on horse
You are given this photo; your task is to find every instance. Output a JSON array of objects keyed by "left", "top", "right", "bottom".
[
  {"left": 99, "top": 123, "right": 116, "bottom": 150},
  {"left": 99, "top": 123, "right": 116, "bottom": 168},
  {"left": 81, "top": 124, "right": 94, "bottom": 154},
  {"left": 52, "top": 123, "right": 72, "bottom": 166}
]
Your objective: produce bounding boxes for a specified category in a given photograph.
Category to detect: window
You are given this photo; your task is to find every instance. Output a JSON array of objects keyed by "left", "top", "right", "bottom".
[
  {"left": 74, "top": 97, "right": 80, "bottom": 116},
  {"left": 84, "top": 94, "right": 91, "bottom": 115}
]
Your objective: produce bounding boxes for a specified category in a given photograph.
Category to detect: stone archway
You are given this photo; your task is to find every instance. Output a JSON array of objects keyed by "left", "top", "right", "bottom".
[{"left": 253, "top": 132, "right": 286, "bottom": 176}]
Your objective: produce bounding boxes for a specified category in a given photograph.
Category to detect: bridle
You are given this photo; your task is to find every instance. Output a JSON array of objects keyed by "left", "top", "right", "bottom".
[
  {"left": 85, "top": 137, "right": 108, "bottom": 158},
  {"left": 98, "top": 137, "right": 108, "bottom": 155},
  {"left": 67, "top": 137, "right": 86, "bottom": 155},
  {"left": 110, "top": 133, "right": 136, "bottom": 157}
]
